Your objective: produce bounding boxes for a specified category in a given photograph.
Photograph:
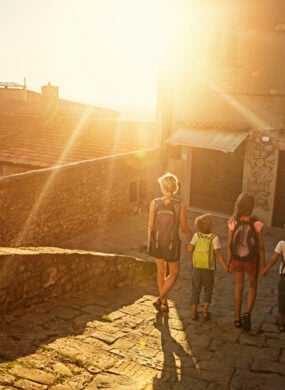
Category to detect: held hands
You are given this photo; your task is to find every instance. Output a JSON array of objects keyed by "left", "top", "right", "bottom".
[
  {"left": 226, "top": 262, "right": 233, "bottom": 273},
  {"left": 259, "top": 265, "right": 268, "bottom": 277}
]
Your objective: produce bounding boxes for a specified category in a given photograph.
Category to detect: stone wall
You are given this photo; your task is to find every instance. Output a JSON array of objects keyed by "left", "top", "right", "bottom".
[
  {"left": 0, "top": 150, "right": 161, "bottom": 247},
  {"left": 0, "top": 247, "right": 156, "bottom": 314},
  {"left": 243, "top": 130, "right": 280, "bottom": 224}
]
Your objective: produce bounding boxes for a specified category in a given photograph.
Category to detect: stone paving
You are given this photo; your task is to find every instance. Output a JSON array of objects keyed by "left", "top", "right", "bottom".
[{"left": 1, "top": 211, "right": 285, "bottom": 389}]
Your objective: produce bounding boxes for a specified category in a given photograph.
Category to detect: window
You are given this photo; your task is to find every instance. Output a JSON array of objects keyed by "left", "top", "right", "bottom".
[
  {"left": 129, "top": 181, "right": 137, "bottom": 203},
  {"left": 139, "top": 179, "right": 147, "bottom": 199}
]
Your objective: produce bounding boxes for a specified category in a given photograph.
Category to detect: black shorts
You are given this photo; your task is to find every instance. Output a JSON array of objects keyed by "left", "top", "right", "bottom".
[{"left": 149, "top": 240, "right": 181, "bottom": 262}]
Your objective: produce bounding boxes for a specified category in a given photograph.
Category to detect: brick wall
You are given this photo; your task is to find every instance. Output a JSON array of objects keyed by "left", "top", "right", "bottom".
[
  {"left": 0, "top": 149, "right": 161, "bottom": 247},
  {"left": 0, "top": 247, "right": 156, "bottom": 314}
]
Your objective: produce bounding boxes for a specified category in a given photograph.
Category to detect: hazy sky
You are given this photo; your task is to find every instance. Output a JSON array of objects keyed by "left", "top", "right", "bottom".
[{"left": 1, "top": 0, "right": 174, "bottom": 112}]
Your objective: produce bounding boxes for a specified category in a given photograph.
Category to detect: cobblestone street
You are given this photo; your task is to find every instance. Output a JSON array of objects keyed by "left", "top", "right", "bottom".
[{"left": 1, "top": 212, "right": 285, "bottom": 389}]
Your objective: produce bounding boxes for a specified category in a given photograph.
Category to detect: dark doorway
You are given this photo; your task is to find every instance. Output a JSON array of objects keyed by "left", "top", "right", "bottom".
[
  {"left": 190, "top": 143, "right": 245, "bottom": 214},
  {"left": 273, "top": 151, "right": 285, "bottom": 228}
]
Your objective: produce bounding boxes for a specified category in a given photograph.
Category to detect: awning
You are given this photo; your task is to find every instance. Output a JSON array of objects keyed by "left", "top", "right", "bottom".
[{"left": 165, "top": 128, "right": 249, "bottom": 153}]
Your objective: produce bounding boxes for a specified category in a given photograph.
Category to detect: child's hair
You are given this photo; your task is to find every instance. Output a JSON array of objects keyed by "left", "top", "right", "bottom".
[
  {"left": 231, "top": 192, "right": 255, "bottom": 221},
  {"left": 158, "top": 172, "right": 179, "bottom": 195},
  {"left": 195, "top": 214, "right": 213, "bottom": 234}
]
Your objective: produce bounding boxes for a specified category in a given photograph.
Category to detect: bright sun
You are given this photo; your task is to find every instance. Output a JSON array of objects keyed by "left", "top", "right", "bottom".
[{"left": 0, "top": 0, "right": 176, "bottom": 110}]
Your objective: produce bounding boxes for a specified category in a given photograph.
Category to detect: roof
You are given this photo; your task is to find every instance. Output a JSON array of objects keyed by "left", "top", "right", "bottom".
[
  {"left": 0, "top": 88, "right": 160, "bottom": 168},
  {"left": 165, "top": 128, "right": 249, "bottom": 153},
  {"left": 0, "top": 115, "right": 160, "bottom": 168}
]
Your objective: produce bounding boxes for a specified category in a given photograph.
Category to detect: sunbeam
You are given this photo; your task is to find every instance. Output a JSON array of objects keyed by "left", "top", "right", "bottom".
[
  {"left": 205, "top": 78, "right": 273, "bottom": 130},
  {"left": 15, "top": 107, "right": 93, "bottom": 246}
]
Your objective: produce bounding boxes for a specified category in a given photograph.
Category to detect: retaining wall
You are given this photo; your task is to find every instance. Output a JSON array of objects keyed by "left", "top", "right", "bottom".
[{"left": 0, "top": 247, "right": 156, "bottom": 314}]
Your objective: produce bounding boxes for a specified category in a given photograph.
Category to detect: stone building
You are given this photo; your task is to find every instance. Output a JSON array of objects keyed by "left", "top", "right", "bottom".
[
  {"left": 0, "top": 82, "right": 161, "bottom": 246},
  {"left": 157, "top": 0, "right": 285, "bottom": 227}
]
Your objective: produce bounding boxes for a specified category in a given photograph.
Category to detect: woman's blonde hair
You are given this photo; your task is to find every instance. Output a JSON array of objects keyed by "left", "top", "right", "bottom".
[
  {"left": 195, "top": 214, "right": 213, "bottom": 234},
  {"left": 158, "top": 173, "right": 179, "bottom": 195}
]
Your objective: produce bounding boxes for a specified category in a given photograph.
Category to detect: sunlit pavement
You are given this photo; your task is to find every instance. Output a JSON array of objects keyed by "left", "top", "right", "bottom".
[{"left": 0, "top": 212, "right": 285, "bottom": 389}]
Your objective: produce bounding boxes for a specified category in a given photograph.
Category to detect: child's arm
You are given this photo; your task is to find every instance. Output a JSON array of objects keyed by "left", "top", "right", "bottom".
[
  {"left": 227, "top": 228, "right": 234, "bottom": 272},
  {"left": 260, "top": 251, "right": 279, "bottom": 276},
  {"left": 214, "top": 248, "right": 228, "bottom": 272},
  {"left": 257, "top": 230, "right": 265, "bottom": 269}
]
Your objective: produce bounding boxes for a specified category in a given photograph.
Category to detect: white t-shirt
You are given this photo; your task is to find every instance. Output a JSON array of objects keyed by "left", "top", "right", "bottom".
[
  {"left": 274, "top": 241, "right": 285, "bottom": 275},
  {"left": 190, "top": 232, "right": 221, "bottom": 250}
]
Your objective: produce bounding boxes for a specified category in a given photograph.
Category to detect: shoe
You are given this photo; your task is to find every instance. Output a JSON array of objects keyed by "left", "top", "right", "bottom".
[
  {"left": 161, "top": 303, "right": 169, "bottom": 313},
  {"left": 191, "top": 313, "right": 199, "bottom": 320},
  {"left": 203, "top": 313, "right": 211, "bottom": 321},
  {"left": 242, "top": 312, "right": 251, "bottom": 331},
  {"left": 279, "top": 325, "right": 285, "bottom": 332},
  {"left": 234, "top": 319, "right": 242, "bottom": 328},
  {"left": 153, "top": 298, "right": 162, "bottom": 312}
]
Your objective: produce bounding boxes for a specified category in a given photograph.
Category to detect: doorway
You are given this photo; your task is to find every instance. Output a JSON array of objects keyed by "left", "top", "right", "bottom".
[
  {"left": 273, "top": 151, "right": 285, "bottom": 227},
  {"left": 190, "top": 143, "right": 245, "bottom": 214}
]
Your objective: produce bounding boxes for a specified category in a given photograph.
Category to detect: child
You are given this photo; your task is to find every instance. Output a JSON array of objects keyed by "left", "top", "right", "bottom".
[
  {"left": 188, "top": 214, "right": 227, "bottom": 321},
  {"left": 227, "top": 193, "right": 265, "bottom": 331},
  {"left": 260, "top": 240, "right": 285, "bottom": 332}
]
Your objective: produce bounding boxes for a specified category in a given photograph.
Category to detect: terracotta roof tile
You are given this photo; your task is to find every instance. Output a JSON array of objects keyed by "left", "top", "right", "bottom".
[{"left": 0, "top": 89, "right": 160, "bottom": 168}]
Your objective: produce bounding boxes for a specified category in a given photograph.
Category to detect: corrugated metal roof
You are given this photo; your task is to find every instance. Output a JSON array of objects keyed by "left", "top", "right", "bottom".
[{"left": 165, "top": 128, "right": 249, "bottom": 153}]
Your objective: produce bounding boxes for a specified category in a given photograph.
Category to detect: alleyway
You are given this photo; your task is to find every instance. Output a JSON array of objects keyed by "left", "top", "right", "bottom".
[{"left": 0, "top": 211, "right": 285, "bottom": 389}]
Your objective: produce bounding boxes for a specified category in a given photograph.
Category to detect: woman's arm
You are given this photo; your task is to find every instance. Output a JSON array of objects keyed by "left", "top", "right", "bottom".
[
  {"left": 227, "top": 229, "right": 233, "bottom": 271},
  {"left": 257, "top": 230, "right": 265, "bottom": 268},
  {"left": 187, "top": 243, "right": 195, "bottom": 252},
  {"left": 147, "top": 200, "right": 155, "bottom": 250},
  {"left": 179, "top": 202, "right": 193, "bottom": 241}
]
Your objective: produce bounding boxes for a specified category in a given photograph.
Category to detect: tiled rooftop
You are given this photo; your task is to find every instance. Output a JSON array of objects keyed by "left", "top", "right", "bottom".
[{"left": 0, "top": 87, "right": 160, "bottom": 168}]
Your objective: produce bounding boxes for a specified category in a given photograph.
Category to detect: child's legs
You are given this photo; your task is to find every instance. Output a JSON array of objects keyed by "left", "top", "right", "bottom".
[
  {"left": 202, "top": 270, "right": 215, "bottom": 314},
  {"left": 278, "top": 275, "right": 285, "bottom": 325},
  {"left": 191, "top": 268, "right": 202, "bottom": 309},
  {"left": 245, "top": 273, "right": 258, "bottom": 315},
  {"left": 234, "top": 271, "right": 245, "bottom": 320}
]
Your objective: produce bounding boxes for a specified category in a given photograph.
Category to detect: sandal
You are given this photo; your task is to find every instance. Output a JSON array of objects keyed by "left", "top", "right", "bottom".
[
  {"left": 242, "top": 312, "right": 251, "bottom": 332},
  {"left": 161, "top": 303, "right": 169, "bottom": 313},
  {"left": 191, "top": 313, "right": 199, "bottom": 320},
  {"left": 279, "top": 325, "right": 285, "bottom": 333},
  {"left": 234, "top": 319, "right": 242, "bottom": 328},
  {"left": 153, "top": 298, "right": 162, "bottom": 312},
  {"left": 203, "top": 313, "right": 211, "bottom": 321}
]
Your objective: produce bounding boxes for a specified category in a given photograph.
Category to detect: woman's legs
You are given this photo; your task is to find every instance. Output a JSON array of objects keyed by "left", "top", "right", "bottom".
[
  {"left": 155, "top": 258, "right": 167, "bottom": 300},
  {"left": 155, "top": 259, "right": 180, "bottom": 304},
  {"left": 234, "top": 271, "right": 245, "bottom": 321}
]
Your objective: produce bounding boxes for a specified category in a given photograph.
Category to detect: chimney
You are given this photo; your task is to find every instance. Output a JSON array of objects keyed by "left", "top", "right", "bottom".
[{"left": 41, "top": 82, "right": 59, "bottom": 116}]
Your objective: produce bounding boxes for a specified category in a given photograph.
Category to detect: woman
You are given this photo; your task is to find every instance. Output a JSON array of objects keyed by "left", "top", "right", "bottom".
[{"left": 148, "top": 173, "right": 193, "bottom": 313}]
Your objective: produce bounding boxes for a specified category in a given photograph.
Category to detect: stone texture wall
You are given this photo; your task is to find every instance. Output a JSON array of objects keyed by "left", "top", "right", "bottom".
[
  {"left": 0, "top": 247, "right": 156, "bottom": 314},
  {"left": 243, "top": 130, "right": 280, "bottom": 224},
  {"left": 0, "top": 150, "right": 161, "bottom": 247}
]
